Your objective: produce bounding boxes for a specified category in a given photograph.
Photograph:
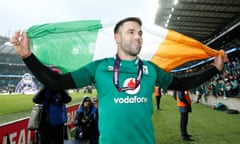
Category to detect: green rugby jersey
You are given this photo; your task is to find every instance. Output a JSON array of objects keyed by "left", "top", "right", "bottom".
[{"left": 71, "top": 57, "right": 174, "bottom": 144}]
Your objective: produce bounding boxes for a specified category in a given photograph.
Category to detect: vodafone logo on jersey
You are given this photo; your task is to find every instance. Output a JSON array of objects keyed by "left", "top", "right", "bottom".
[
  {"left": 123, "top": 78, "right": 140, "bottom": 95},
  {"left": 113, "top": 78, "right": 148, "bottom": 104}
]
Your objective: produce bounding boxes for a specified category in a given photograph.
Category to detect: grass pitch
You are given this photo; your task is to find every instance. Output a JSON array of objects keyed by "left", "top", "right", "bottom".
[
  {"left": 153, "top": 95, "right": 240, "bottom": 144},
  {"left": 0, "top": 90, "right": 96, "bottom": 123}
]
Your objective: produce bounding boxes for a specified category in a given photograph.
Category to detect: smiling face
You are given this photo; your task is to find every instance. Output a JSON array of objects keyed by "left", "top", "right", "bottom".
[{"left": 114, "top": 21, "right": 143, "bottom": 60}]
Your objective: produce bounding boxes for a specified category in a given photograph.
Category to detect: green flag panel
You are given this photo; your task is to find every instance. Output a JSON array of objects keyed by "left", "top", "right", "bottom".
[{"left": 27, "top": 20, "right": 102, "bottom": 73}]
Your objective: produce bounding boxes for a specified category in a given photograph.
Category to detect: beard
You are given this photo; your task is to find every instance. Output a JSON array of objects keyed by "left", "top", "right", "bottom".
[
  {"left": 119, "top": 40, "right": 142, "bottom": 57},
  {"left": 128, "top": 50, "right": 140, "bottom": 56},
  {"left": 126, "top": 42, "right": 142, "bottom": 56},
  {"left": 128, "top": 46, "right": 141, "bottom": 56}
]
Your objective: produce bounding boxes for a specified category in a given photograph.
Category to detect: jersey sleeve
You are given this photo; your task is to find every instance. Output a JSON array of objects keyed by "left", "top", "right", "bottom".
[
  {"left": 71, "top": 59, "right": 104, "bottom": 88},
  {"left": 150, "top": 62, "right": 174, "bottom": 89}
]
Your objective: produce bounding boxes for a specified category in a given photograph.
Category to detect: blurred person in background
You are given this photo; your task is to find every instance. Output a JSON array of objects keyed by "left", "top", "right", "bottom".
[
  {"left": 154, "top": 86, "right": 162, "bottom": 110},
  {"left": 92, "top": 96, "right": 98, "bottom": 108},
  {"left": 33, "top": 68, "right": 72, "bottom": 144},
  {"left": 176, "top": 90, "right": 194, "bottom": 141},
  {"left": 73, "top": 96, "right": 99, "bottom": 144}
]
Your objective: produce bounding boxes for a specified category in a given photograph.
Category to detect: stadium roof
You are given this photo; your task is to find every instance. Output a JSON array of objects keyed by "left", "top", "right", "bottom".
[{"left": 155, "top": 0, "right": 240, "bottom": 45}]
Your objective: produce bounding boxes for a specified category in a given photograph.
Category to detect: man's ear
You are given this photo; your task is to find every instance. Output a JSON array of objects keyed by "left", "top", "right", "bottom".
[{"left": 114, "top": 33, "right": 120, "bottom": 43}]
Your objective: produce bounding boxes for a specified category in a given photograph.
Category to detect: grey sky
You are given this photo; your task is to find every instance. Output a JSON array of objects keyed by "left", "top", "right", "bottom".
[{"left": 0, "top": 0, "right": 158, "bottom": 37}]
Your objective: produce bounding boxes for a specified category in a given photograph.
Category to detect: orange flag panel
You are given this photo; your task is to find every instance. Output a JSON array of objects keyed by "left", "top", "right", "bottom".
[{"left": 150, "top": 30, "right": 224, "bottom": 72}]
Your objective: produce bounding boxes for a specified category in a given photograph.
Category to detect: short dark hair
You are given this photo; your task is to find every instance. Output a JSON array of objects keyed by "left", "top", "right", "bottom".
[{"left": 114, "top": 17, "right": 142, "bottom": 34}]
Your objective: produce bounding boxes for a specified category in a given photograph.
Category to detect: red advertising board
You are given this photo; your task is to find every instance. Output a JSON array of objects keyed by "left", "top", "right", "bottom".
[
  {"left": 0, "top": 118, "right": 36, "bottom": 144},
  {"left": 0, "top": 104, "right": 79, "bottom": 144},
  {"left": 65, "top": 104, "right": 79, "bottom": 128}
]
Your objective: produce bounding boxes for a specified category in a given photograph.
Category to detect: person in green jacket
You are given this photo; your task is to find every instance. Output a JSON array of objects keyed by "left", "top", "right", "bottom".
[{"left": 11, "top": 17, "right": 228, "bottom": 144}]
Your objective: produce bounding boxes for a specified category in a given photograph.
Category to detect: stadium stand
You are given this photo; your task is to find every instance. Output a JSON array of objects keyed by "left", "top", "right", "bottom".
[{"left": 0, "top": 36, "right": 41, "bottom": 92}]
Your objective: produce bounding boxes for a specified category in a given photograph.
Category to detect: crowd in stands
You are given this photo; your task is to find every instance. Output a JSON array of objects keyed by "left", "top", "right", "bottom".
[{"left": 194, "top": 55, "right": 240, "bottom": 99}]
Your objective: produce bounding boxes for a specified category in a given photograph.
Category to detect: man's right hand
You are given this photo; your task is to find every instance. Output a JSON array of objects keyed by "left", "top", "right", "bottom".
[{"left": 10, "top": 31, "right": 32, "bottom": 59}]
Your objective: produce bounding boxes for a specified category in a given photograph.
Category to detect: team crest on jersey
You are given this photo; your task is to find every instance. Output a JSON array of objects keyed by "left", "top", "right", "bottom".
[{"left": 123, "top": 78, "right": 140, "bottom": 95}]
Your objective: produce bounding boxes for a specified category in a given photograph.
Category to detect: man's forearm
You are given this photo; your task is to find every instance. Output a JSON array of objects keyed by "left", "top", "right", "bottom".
[
  {"left": 23, "top": 54, "right": 76, "bottom": 90},
  {"left": 168, "top": 65, "right": 219, "bottom": 91}
]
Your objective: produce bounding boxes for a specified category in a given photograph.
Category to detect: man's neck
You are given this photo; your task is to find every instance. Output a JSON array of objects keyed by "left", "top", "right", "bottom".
[{"left": 117, "top": 52, "right": 137, "bottom": 61}]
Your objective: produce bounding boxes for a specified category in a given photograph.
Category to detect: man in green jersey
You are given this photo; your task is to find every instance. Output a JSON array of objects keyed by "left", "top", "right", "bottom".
[{"left": 11, "top": 17, "right": 228, "bottom": 144}]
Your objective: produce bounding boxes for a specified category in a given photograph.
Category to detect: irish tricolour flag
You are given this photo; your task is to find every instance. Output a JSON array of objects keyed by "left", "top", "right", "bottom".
[{"left": 27, "top": 20, "right": 224, "bottom": 73}]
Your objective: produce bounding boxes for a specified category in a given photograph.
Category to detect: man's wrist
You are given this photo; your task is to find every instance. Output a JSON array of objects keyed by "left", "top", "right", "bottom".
[
  {"left": 21, "top": 51, "right": 32, "bottom": 59},
  {"left": 210, "top": 64, "right": 221, "bottom": 74}
]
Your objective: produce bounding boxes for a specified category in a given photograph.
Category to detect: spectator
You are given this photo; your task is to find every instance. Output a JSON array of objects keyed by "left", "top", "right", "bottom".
[
  {"left": 92, "top": 96, "right": 98, "bottom": 108},
  {"left": 176, "top": 90, "right": 194, "bottom": 141},
  {"left": 195, "top": 86, "right": 203, "bottom": 103},
  {"left": 74, "top": 96, "right": 99, "bottom": 144},
  {"left": 231, "top": 77, "right": 239, "bottom": 96},
  {"left": 33, "top": 68, "right": 72, "bottom": 144},
  {"left": 154, "top": 86, "right": 162, "bottom": 110}
]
